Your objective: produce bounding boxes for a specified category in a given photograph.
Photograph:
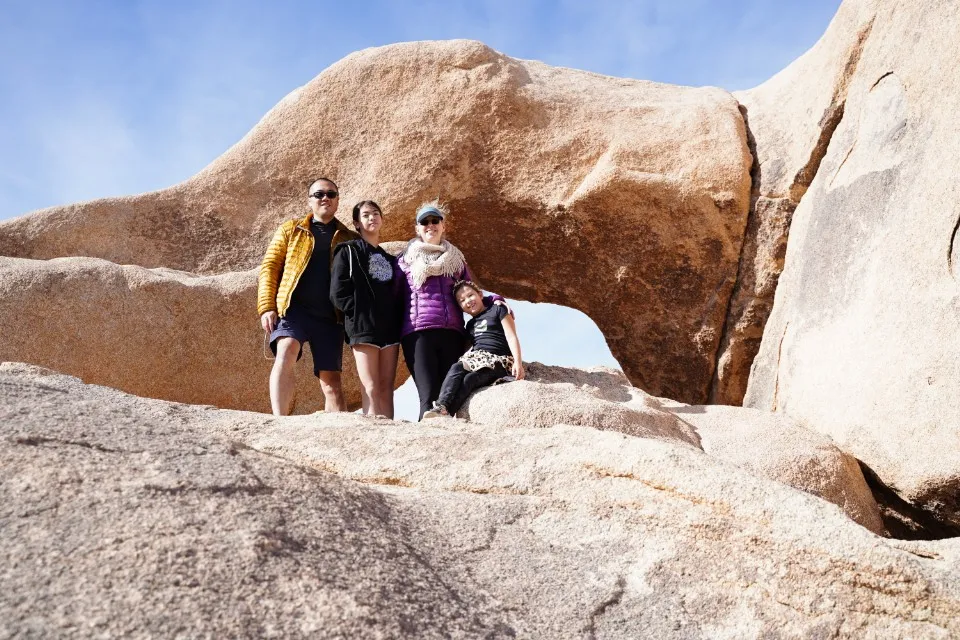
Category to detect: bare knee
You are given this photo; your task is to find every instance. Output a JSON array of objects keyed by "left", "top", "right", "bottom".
[
  {"left": 377, "top": 348, "right": 399, "bottom": 393},
  {"left": 273, "top": 338, "right": 301, "bottom": 369},
  {"left": 376, "top": 372, "right": 395, "bottom": 402},
  {"left": 318, "top": 371, "right": 345, "bottom": 411},
  {"left": 318, "top": 370, "right": 341, "bottom": 391},
  {"left": 377, "top": 370, "right": 395, "bottom": 394},
  {"left": 377, "top": 387, "right": 394, "bottom": 410}
]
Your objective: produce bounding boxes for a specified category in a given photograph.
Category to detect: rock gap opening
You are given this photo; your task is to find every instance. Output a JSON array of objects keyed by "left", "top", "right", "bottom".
[{"left": 393, "top": 298, "right": 620, "bottom": 422}]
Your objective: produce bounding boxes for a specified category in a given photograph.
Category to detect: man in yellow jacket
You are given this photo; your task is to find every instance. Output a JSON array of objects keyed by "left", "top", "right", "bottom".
[{"left": 257, "top": 178, "right": 359, "bottom": 415}]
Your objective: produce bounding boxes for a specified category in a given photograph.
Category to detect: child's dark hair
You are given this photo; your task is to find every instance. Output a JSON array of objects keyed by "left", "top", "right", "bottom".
[
  {"left": 452, "top": 279, "right": 482, "bottom": 299},
  {"left": 351, "top": 200, "right": 383, "bottom": 232}
]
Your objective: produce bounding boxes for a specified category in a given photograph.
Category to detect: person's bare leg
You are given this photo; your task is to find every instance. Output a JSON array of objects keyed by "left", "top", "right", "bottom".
[
  {"left": 377, "top": 345, "right": 400, "bottom": 418},
  {"left": 318, "top": 370, "right": 346, "bottom": 412},
  {"left": 351, "top": 344, "right": 379, "bottom": 415},
  {"left": 270, "top": 338, "right": 300, "bottom": 416}
]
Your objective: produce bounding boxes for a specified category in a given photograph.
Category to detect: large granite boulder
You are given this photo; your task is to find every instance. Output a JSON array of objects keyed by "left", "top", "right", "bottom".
[
  {"left": 0, "top": 40, "right": 752, "bottom": 404},
  {"left": 4, "top": 364, "right": 958, "bottom": 637},
  {"left": 667, "top": 403, "right": 884, "bottom": 534},
  {"left": 742, "top": 0, "right": 960, "bottom": 527},
  {"left": 0, "top": 364, "right": 506, "bottom": 637},
  {"left": 461, "top": 363, "right": 883, "bottom": 533},
  {"left": 710, "top": 0, "right": 878, "bottom": 404},
  {"left": 2, "top": 0, "right": 955, "bottom": 547},
  {"left": 460, "top": 363, "right": 702, "bottom": 447},
  {"left": 0, "top": 256, "right": 404, "bottom": 413}
]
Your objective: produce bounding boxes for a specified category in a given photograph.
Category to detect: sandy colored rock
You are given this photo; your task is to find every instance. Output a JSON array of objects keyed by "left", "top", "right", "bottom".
[
  {"left": 743, "top": 0, "right": 960, "bottom": 526},
  {"left": 460, "top": 362, "right": 701, "bottom": 447},
  {"left": 461, "top": 362, "right": 882, "bottom": 532},
  {"left": 4, "top": 364, "right": 959, "bottom": 638},
  {"left": 1, "top": 0, "right": 955, "bottom": 586},
  {"left": 710, "top": 0, "right": 878, "bottom": 404},
  {"left": 0, "top": 40, "right": 752, "bottom": 404},
  {"left": 735, "top": 0, "right": 878, "bottom": 203},
  {"left": 0, "top": 364, "right": 507, "bottom": 637},
  {"left": 666, "top": 403, "right": 884, "bottom": 534},
  {"left": 0, "top": 256, "right": 404, "bottom": 413}
]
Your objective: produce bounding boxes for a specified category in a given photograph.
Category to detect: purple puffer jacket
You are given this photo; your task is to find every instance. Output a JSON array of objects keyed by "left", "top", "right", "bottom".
[{"left": 395, "top": 253, "right": 474, "bottom": 338}]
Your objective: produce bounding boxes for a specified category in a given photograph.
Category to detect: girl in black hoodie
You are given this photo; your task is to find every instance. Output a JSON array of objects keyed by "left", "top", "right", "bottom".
[{"left": 330, "top": 201, "right": 401, "bottom": 417}]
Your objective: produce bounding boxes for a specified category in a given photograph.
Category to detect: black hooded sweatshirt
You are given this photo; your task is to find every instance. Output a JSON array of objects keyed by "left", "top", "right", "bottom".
[{"left": 330, "top": 238, "right": 401, "bottom": 346}]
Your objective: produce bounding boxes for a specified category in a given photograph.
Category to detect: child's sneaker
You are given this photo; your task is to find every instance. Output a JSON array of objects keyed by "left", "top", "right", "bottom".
[{"left": 422, "top": 403, "right": 449, "bottom": 419}]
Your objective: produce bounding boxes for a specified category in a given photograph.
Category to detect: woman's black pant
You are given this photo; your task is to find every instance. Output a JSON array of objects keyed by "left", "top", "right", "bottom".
[
  {"left": 437, "top": 361, "right": 509, "bottom": 416},
  {"left": 401, "top": 329, "right": 465, "bottom": 420}
]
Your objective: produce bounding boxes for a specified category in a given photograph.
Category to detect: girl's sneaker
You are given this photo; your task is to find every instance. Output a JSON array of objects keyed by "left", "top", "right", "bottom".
[{"left": 422, "top": 403, "right": 449, "bottom": 419}]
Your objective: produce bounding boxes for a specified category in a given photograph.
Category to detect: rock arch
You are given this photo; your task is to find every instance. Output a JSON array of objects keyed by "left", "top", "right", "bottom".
[{"left": 0, "top": 40, "right": 752, "bottom": 406}]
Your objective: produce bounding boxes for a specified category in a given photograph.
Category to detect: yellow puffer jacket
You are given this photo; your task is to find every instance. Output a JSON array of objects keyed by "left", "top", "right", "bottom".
[{"left": 257, "top": 213, "right": 359, "bottom": 318}]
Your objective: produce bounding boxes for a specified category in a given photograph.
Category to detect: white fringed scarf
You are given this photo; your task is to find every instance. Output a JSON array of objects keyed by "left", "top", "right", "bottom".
[{"left": 403, "top": 239, "right": 467, "bottom": 289}]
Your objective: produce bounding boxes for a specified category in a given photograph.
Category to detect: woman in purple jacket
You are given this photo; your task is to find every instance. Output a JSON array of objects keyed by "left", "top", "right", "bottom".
[{"left": 396, "top": 201, "right": 503, "bottom": 420}]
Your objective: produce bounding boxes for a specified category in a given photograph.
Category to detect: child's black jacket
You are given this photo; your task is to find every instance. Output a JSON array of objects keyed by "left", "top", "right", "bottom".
[{"left": 330, "top": 239, "right": 401, "bottom": 346}]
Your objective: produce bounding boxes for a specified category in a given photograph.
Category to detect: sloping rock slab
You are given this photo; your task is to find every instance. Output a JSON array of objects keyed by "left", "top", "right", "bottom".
[
  {"left": 5, "top": 364, "right": 958, "bottom": 637},
  {"left": 0, "top": 256, "right": 403, "bottom": 413},
  {"left": 462, "top": 363, "right": 881, "bottom": 532},
  {"left": 665, "top": 404, "right": 883, "bottom": 534},
  {"left": 0, "top": 364, "right": 508, "bottom": 637}
]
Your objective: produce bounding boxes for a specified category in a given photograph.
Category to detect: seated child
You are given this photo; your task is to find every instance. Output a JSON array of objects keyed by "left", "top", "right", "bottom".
[{"left": 423, "top": 280, "right": 524, "bottom": 419}]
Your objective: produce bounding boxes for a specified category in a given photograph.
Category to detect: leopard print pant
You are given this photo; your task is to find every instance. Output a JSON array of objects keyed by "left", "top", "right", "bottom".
[{"left": 459, "top": 348, "right": 514, "bottom": 373}]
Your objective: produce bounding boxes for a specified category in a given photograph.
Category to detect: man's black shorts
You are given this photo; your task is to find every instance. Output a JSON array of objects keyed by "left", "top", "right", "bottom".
[{"left": 269, "top": 305, "right": 343, "bottom": 375}]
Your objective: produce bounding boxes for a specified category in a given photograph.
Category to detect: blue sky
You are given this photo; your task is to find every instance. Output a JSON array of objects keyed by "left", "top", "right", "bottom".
[{"left": 1, "top": 0, "right": 842, "bottom": 419}]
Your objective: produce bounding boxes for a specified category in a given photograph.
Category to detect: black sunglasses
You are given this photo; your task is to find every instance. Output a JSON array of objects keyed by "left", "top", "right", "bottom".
[
  {"left": 419, "top": 216, "right": 443, "bottom": 226},
  {"left": 310, "top": 190, "right": 339, "bottom": 200}
]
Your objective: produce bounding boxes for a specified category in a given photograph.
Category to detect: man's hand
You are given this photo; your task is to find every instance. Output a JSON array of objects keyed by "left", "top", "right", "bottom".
[{"left": 261, "top": 311, "right": 278, "bottom": 334}]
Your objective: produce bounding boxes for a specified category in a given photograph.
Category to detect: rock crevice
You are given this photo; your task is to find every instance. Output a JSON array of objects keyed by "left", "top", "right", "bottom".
[
  {"left": 710, "top": 14, "right": 875, "bottom": 405},
  {"left": 947, "top": 205, "right": 960, "bottom": 278},
  {"left": 743, "top": 0, "right": 960, "bottom": 531}
]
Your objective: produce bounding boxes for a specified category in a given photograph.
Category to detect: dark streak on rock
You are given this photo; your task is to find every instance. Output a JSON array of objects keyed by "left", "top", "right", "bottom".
[
  {"left": 18, "top": 504, "right": 61, "bottom": 519},
  {"left": 948, "top": 211, "right": 960, "bottom": 280},
  {"left": 400, "top": 540, "right": 469, "bottom": 608},
  {"left": 0, "top": 381, "right": 70, "bottom": 394},
  {"left": 466, "top": 512, "right": 523, "bottom": 554},
  {"left": 585, "top": 575, "right": 627, "bottom": 640},
  {"left": 772, "top": 321, "right": 789, "bottom": 412},
  {"left": 142, "top": 483, "right": 276, "bottom": 497},
  {"left": 828, "top": 133, "right": 857, "bottom": 190},
  {"left": 12, "top": 436, "right": 135, "bottom": 454},
  {"left": 870, "top": 71, "right": 895, "bottom": 91}
]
